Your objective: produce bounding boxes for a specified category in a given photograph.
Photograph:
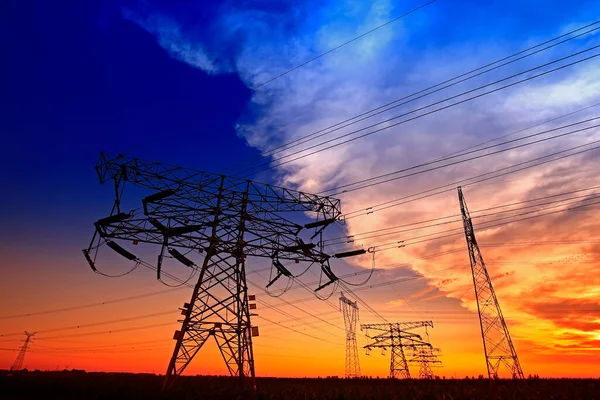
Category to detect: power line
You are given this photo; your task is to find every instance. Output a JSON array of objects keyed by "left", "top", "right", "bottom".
[
  {"left": 248, "top": 278, "right": 344, "bottom": 335},
  {"left": 326, "top": 185, "right": 600, "bottom": 245},
  {"left": 0, "top": 310, "right": 177, "bottom": 338},
  {"left": 321, "top": 117, "right": 600, "bottom": 195},
  {"left": 223, "top": 20, "right": 600, "bottom": 174},
  {"left": 253, "top": 234, "right": 597, "bottom": 311},
  {"left": 16, "top": 235, "right": 591, "bottom": 348},
  {"left": 147, "top": 260, "right": 348, "bottom": 338},
  {"left": 0, "top": 263, "right": 330, "bottom": 334},
  {"left": 372, "top": 199, "right": 599, "bottom": 251},
  {"left": 344, "top": 139, "right": 600, "bottom": 219},
  {"left": 373, "top": 197, "right": 600, "bottom": 252},
  {"left": 129, "top": 0, "right": 437, "bottom": 154},
  {"left": 7, "top": 254, "right": 348, "bottom": 346},
  {"left": 37, "top": 321, "right": 178, "bottom": 341},
  {"left": 439, "top": 101, "right": 600, "bottom": 159},
  {"left": 249, "top": 0, "right": 438, "bottom": 91},
  {"left": 25, "top": 234, "right": 593, "bottom": 348},
  {"left": 482, "top": 239, "right": 600, "bottom": 247},
  {"left": 239, "top": 46, "right": 600, "bottom": 177},
  {"left": 339, "top": 281, "right": 388, "bottom": 323},
  {"left": 34, "top": 338, "right": 172, "bottom": 349},
  {"left": 131, "top": 259, "right": 351, "bottom": 345},
  {"left": 259, "top": 316, "right": 342, "bottom": 347},
  {"left": 0, "top": 287, "right": 185, "bottom": 320}
]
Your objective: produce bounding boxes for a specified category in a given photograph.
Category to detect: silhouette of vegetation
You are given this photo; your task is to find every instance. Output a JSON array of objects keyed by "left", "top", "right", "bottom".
[{"left": 1, "top": 371, "right": 598, "bottom": 399}]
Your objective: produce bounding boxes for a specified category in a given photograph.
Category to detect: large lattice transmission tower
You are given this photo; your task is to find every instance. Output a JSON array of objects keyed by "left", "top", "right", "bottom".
[
  {"left": 10, "top": 331, "right": 36, "bottom": 371},
  {"left": 340, "top": 292, "right": 360, "bottom": 378},
  {"left": 83, "top": 153, "right": 342, "bottom": 389},
  {"left": 458, "top": 186, "right": 524, "bottom": 379},
  {"left": 407, "top": 346, "right": 442, "bottom": 379},
  {"left": 361, "top": 321, "right": 433, "bottom": 379}
]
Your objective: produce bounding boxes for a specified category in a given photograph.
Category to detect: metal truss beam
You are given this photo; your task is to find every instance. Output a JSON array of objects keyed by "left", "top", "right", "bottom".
[
  {"left": 361, "top": 321, "right": 433, "bottom": 379},
  {"left": 84, "top": 153, "right": 343, "bottom": 390},
  {"left": 340, "top": 293, "right": 360, "bottom": 378},
  {"left": 458, "top": 186, "right": 524, "bottom": 379}
]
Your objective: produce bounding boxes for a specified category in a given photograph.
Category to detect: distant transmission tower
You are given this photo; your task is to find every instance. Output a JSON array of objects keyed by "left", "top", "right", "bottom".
[
  {"left": 10, "top": 331, "right": 36, "bottom": 371},
  {"left": 458, "top": 186, "right": 524, "bottom": 379},
  {"left": 340, "top": 292, "right": 360, "bottom": 378},
  {"left": 407, "top": 346, "right": 442, "bottom": 379},
  {"left": 361, "top": 321, "right": 433, "bottom": 379},
  {"left": 83, "top": 153, "right": 342, "bottom": 389}
]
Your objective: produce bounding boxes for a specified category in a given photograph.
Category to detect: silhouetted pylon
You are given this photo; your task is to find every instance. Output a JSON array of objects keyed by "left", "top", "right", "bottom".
[
  {"left": 10, "top": 331, "right": 36, "bottom": 371},
  {"left": 458, "top": 186, "right": 524, "bottom": 379},
  {"left": 340, "top": 292, "right": 360, "bottom": 378},
  {"left": 361, "top": 321, "right": 433, "bottom": 379},
  {"left": 407, "top": 346, "right": 442, "bottom": 379},
  {"left": 83, "top": 153, "right": 342, "bottom": 390}
]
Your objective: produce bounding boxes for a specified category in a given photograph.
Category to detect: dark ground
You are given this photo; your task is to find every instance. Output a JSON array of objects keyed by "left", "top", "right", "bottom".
[{"left": 1, "top": 371, "right": 598, "bottom": 400}]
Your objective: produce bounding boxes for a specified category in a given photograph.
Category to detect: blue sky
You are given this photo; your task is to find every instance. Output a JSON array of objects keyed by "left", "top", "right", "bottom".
[
  {"left": 0, "top": 1, "right": 254, "bottom": 247},
  {"left": 1, "top": 0, "right": 597, "bottom": 223}
]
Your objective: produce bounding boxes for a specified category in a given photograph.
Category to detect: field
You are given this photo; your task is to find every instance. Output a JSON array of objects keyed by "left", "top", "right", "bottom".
[{"left": 1, "top": 371, "right": 599, "bottom": 400}]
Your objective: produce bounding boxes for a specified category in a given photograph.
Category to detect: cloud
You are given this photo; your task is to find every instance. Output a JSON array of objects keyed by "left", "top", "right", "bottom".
[
  {"left": 522, "top": 297, "right": 600, "bottom": 332},
  {"left": 122, "top": 10, "right": 221, "bottom": 73},
  {"left": 124, "top": 0, "right": 600, "bottom": 365}
]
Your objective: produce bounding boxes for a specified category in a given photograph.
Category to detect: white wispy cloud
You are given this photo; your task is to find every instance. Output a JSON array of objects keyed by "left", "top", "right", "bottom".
[{"left": 122, "top": 11, "right": 221, "bottom": 73}]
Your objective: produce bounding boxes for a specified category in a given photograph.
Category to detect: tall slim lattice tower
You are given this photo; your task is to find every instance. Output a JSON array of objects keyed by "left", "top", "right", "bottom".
[
  {"left": 361, "top": 321, "right": 433, "bottom": 379},
  {"left": 84, "top": 153, "right": 342, "bottom": 389},
  {"left": 10, "top": 331, "right": 36, "bottom": 371},
  {"left": 458, "top": 187, "right": 524, "bottom": 379},
  {"left": 339, "top": 292, "right": 360, "bottom": 378}
]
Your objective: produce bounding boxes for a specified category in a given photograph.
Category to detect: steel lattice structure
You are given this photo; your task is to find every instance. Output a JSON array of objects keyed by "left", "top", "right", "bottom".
[
  {"left": 407, "top": 346, "right": 441, "bottom": 379},
  {"left": 361, "top": 321, "right": 433, "bottom": 379},
  {"left": 83, "top": 153, "right": 342, "bottom": 389},
  {"left": 458, "top": 187, "right": 524, "bottom": 379},
  {"left": 10, "top": 331, "right": 36, "bottom": 371},
  {"left": 340, "top": 293, "right": 361, "bottom": 378}
]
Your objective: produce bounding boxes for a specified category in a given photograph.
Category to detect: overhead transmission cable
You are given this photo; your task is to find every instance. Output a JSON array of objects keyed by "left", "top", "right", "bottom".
[
  {"left": 127, "top": 0, "right": 437, "bottom": 154},
  {"left": 0, "top": 287, "right": 185, "bottom": 320},
  {"left": 321, "top": 118, "right": 600, "bottom": 196},
  {"left": 332, "top": 193, "right": 600, "bottom": 253},
  {"left": 0, "top": 310, "right": 178, "bottom": 338},
  {"left": 130, "top": 259, "right": 348, "bottom": 345},
  {"left": 248, "top": 0, "right": 438, "bottom": 91},
  {"left": 326, "top": 183, "right": 600, "bottom": 244},
  {"left": 439, "top": 101, "right": 600, "bottom": 159},
  {"left": 242, "top": 48, "right": 600, "bottom": 176},
  {"left": 327, "top": 191, "right": 600, "bottom": 248},
  {"left": 263, "top": 234, "right": 600, "bottom": 309},
  {"left": 74, "top": 251, "right": 347, "bottom": 343},
  {"left": 247, "top": 277, "right": 344, "bottom": 334},
  {"left": 235, "top": 37, "right": 600, "bottom": 177},
  {"left": 371, "top": 197, "right": 600, "bottom": 252},
  {"left": 370, "top": 195, "right": 600, "bottom": 250},
  {"left": 222, "top": 20, "right": 600, "bottom": 174},
  {"left": 339, "top": 102, "right": 600, "bottom": 215},
  {"left": 344, "top": 139, "right": 600, "bottom": 219}
]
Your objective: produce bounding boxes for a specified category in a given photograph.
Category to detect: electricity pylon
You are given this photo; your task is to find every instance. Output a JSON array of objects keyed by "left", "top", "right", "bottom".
[
  {"left": 340, "top": 292, "right": 360, "bottom": 378},
  {"left": 458, "top": 187, "right": 524, "bottom": 379},
  {"left": 84, "top": 153, "right": 342, "bottom": 389},
  {"left": 10, "top": 331, "right": 36, "bottom": 371},
  {"left": 407, "top": 346, "right": 441, "bottom": 379},
  {"left": 361, "top": 321, "right": 433, "bottom": 379}
]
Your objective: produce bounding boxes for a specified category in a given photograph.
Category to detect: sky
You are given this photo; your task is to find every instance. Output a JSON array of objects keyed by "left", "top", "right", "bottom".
[{"left": 1, "top": 0, "right": 599, "bottom": 379}]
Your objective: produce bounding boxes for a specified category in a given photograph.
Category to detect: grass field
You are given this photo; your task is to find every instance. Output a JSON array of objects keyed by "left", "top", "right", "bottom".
[{"left": 1, "top": 371, "right": 599, "bottom": 399}]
